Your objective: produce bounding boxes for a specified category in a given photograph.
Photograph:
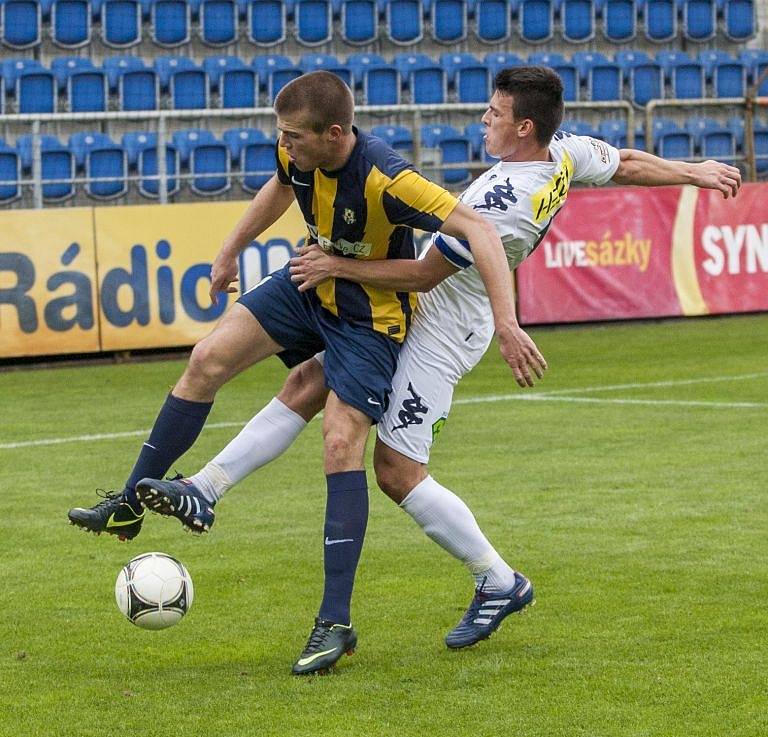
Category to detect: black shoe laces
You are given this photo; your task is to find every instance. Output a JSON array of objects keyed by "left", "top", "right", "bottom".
[
  {"left": 460, "top": 577, "right": 490, "bottom": 624},
  {"left": 304, "top": 619, "right": 333, "bottom": 652},
  {"left": 91, "top": 489, "right": 123, "bottom": 511}
]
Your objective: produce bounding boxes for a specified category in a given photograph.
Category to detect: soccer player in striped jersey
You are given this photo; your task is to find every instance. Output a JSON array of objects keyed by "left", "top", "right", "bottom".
[
  {"left": 138, "top": 66, "right": 741, "bottom": 659},
  {"left": 68, "top": 71, "right": 544, "bottom": 675}
]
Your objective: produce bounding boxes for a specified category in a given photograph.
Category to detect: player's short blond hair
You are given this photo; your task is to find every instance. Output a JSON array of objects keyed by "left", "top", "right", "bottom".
[{"left": 274, "top": 71, "right": 354, "bottom": 134}]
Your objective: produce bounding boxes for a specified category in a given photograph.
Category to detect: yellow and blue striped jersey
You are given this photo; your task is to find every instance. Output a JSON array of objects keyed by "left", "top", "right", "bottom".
[{"left": 275, "top": 128, "right": 458, "bottom": 341}]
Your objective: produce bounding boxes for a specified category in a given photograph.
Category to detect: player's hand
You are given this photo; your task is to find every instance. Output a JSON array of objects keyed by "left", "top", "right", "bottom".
[
  {"left": 209, "top": 249, "right": 240, "bottom": 305},
  {"left": 496, "top": 325, "right": 548, "bottom": 388},
  {"left": 289, "top": 245, "right": 337, "bottom": 292},
  {"left": 692, "top": 160, "right": 742, "bottom": 199}
]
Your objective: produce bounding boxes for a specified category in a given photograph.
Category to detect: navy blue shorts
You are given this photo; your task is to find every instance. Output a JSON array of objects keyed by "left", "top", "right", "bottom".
[{"left": 237, "top": 265, "right": 400, "bottom": 423}]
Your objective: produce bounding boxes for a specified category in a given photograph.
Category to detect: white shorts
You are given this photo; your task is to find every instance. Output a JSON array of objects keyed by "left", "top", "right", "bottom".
[{"left": 376, "top": 337, "right": 466, "bottom": 464}]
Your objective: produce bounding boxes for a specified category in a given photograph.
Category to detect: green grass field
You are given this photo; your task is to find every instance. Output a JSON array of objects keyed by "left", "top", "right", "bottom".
[{"left": 1, "top": 314, "right": 767, "bottom": 737}]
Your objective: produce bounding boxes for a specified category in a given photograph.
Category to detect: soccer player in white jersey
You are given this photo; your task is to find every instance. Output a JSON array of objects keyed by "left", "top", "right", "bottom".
[{"left": 138, "top": 67, "right": 741, "bottom": 655}]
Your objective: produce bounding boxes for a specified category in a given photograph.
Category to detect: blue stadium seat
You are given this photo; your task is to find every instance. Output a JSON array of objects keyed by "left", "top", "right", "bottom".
[
  {"left": 753, "top": 121, "right": 768, "bottom": 175},
  {"left": 657, "top": 52, "right": 704, "bottom": 99},
  {"left": 119, "top": 66, "right": 159, "bottom": 111},
  {"left": 346, "top": 51, "right": 386, "bottom": 84},
  {"left": 87, "top": 144, "right": 128, "bottom": 199},
  {"left": 697, "top": 48, "right": 731, "bottom": 77},
  {"left": 50, "top": 0, "right": 91, "bottom": 47},
  {"left": 0, "top": 141, "right": 21, "bottom": 203},
  {"left": 121, "top": 131, "right": 154, "bottom": 167},
  {"left": 100, "top": 0, "right": 142, "bottom": 47},
  {"left": 68, "top": 69, "right": 109, "bottom": 112},
  {"left": 17, "top": 135, "right": 75, "bottom": 200},
  {"left": 518, "top": 0, "right": 554, "bottom": 42},
  {"left": 265, "top": 64, "right": 302, "bottom": 102},
  {"left": 686, "top": 117, "right": 735, "bottom": 161},
  {"left": 394, "top": 51, "right": 433, "bottom": 80},
  {"left": 361, "top": 64, "right": 400, "bottom": 104},
  {"left": 740, "top": 50, "right": 768, "bottom": 96},
  {"left": 155, "top": 55, "right": 197, "bottom": 88},
  {"left": 598, "top": 0, "right": 637, "bottom": 41},
  {"left": 598, "top": 118, "right": 628, "bottom": 147},
  {"left": 17, "top": 133, "right": 59, "bottom": 170},
  {"left": 559, "top": 0, "right": 596, "bottom": 42},
  {"left": 528, "top": 52, "right": 579, "bottom": 101},
  {"left": 340, "top": 0, "right": 378, "bottom": 44},
  {"left": 370, "top": 124, "right": 413, "bottom": 152},
  {"left": 241, "top": 139, "right": 275, "bottom": 191},
  {"left": 574, "top": 52, "right": 622, "bottom": 101},
  {"left": 464, "top": 121, "right": 487, "bottom": 159},
  {"left": 385, "top": 0, "right": 423, "bottom": 44},
  {"left": 221, "top": 68, "right": 258, "bottom": 108},
  {"left": 430, "top": 0, "right": 468, "bottom": 43},
  {"left": 712, "top": 59, "right": 746, "bottom": 98},
  {"left": 411, "top": 66, "right": 447, "bottom": 104},
  {"left": 151, "top": 0, "right": 191, "bottom": 46},
  {"left": 643, "top": 0, "right": 676, "bottom": 41},
  {"left": 616, "top": 51, "right": 661, "bottom": 106},
  {"left": 104, "top": 55, "right": 143, "bottom": 89},
  {"left": 169, "top": 65, "right": 209, "bottom": 109},
  {"left": 16, "top": 68, "right": 55, "bottom": 113},
  {"left": 471, "top": 0, "right": 512, "bottom": 43},
  {"left": 681, "top": 0, "right": 715, "bottom": 41},
  {"left": 69, "top": 131, "right": 113, "bottom": 168},
  {"left": 3, "top": 58, "right": 43, "bottom": 91},
  {"left": 203, "top": 55, "right": 245, "bottom": 89},
  {"left": 223, "top": 127, "right": 268, "bottom": 163},
  {"left": 719, "top": 0, "right": 755, "bottom": 41},
  {"left": 295, "top": 0, "right": 333, "bottom": 45},
  {"left": 653, "top": 119, "right": 692, "bottom": 158},
  {"left": 246, "top": 0, "right": 286, "bottom": 44},
  {"left": 483, "top": 51, "right": 524, "bottom": 78},
  {"left": 1, "top": 0, "right": 41, "bottom": 49},
  {"left": 421, "top": 124, "right": 471, "bottom": 185},
  {"left": 51, "top": 57, "right": 94, "bottom": 91},
  {"left": 131, "top": 137, "right": 180, "bottom": 198},
  {"left": 199, "top": 0, "right": 238, "bottom": 45},
  {"left": 440, "top": 53, "right": 489, "bottom": 103},
  {"left": 190, "top": 139, "right": 230, "bottom": 196},
  {"left": 299, "top": 53, "right": 352, "bottom": 87}
]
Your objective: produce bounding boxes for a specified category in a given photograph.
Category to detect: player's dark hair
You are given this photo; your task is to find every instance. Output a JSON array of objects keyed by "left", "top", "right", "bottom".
[
  {"left": 494, "top": 66, "right": 564, "bottom": 146},
  {"left": 274, "top": 71, "right": 354, "bottom": 134}
]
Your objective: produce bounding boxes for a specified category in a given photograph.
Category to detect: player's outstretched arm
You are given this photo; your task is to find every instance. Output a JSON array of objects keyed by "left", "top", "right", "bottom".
[
  {"left": 611, "top": 149, "right": 742, "bottom": 198},
  {"left": 440, "top": 204, "right": 547, "bottom": 388},
  {"left": 209, "top": 175, "right": 295, "bottom": 304}
]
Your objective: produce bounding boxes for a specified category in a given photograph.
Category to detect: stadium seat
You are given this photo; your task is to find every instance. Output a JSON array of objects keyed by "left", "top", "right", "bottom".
[
  {"left": 86, "top": 143, "right": 128, "bottom": 199},
  {"left": 574, "top": 52, "right": 622, "bottom": 101},
  {"left": 518, "top": 0, "right": 555, "bottom": 43},
  {"left": 472, "top": 0, "right": 512, "bottom": 43},
  {"left": 0, "top": 141, "right": 21, "bottom": 203},
  {"left": 130, "top": 136, "right": 180, "bottom": 198},
  {"left": 740, "top": 50, "right": 768, "bottom": 96},
  {"left": 370, "top": 124, "right": 413, "bottom": 152},
  {"left": 51, "top": 57, "right": 94, "bottom": 91},
  {"left": 50, "top": 0, "right": 91, "bottom": 47},
  {"left": 411, "top": 66, "right": 447, "bottom": 104},
  {"left": 559, "top": 0, "right": 596, "bottom": 43},
  {"left": 100, "top": 0, "right": 142, "bottom": 48},
  {"left": 712, "top": 59, "right": 746, "bottom": 98},
  {"left": 361, "top": 65, "right": 400, "bottom": 104},
  {"left": 241, "top": 138, "right": 275, "bottom": 191},
  {"left": 687, "top": 117, "right": 735, "bottom": 161},
  {"left": 155, "top": 55, "right": 196, "bottom": 88},
  {"left": 643, "top": 0, "right": 676, "bottom": 41},
  {"left": 295, "top": 0, "right": 333, "bottom": 45},
  {"left": 69, "top": 131, "right": 113, "bottom": 168},
  {"left": 203, "top": 55, "right": 244, "bottom": 89},
  {"left": 385, "top": 0, "right": 424, "bottom": 44},
  {"left": 246, "top": 0, "right": 286, "bottom": 44},
  {"left": 340, "top": 0, "right": 378, "bottom": 44},
  {"left": 16, "top": 68, "right": 56, "bottom": 113},
  {"left": 421, "top": 124, "right": 471, "bottom": 185},
  {"left": 429, "top": 0, "right": 468, "bottom": 43},
  {"left": 0, "top": 0, "right": 41, "bottom": 49},
  {"left": 67, "top": 69, "right": 109, "bottom": 112},
  {"left": 440, "top": 53, "right": 489, "bottom": 103},
  {"left": 198, "top": 0, "right": 238, "bottom": 46},
  {"left": 223, "top": 127, "right": 268, "bottom": 163},
  {"left": 119, "top": 66, "right": 159, "bottom": 111},
  {"left": 17, "top": 133, "right": 59, "bottom": 170},
  {"left": 483, "top": 51, "right": 524, "bottom": 78},
  {"left": 17, "top": 135, "right": 75, "bottom": 201},
  {"left": 598, "top": 118, "right": 628, "bottom": 147},
  {"left": 122, "top": 131, "right": 154, "bottom": 167},
  {"left": 169, "top": 65, "right": 209, "bottom": 110},
  {"left": 653, "top": 119, "right": 692, "bottom": 158},
  {"left": 104, "top": 55, "right": 143, "bottom": 89},
  {"left": 220, "top": 67, "right": 258, "bottom": 108},
  {"left": 151, "top": 0, "right": 191, "bottom": 46},
  {"left": 720, "top": 0, "right": 755, "bottom": 41},
  {"left": 753, "top": 121, "right": 768, "bottom": 175},
  {"left": 265, "top": 64, "right": 302, "bottom": 102},
  {"left": 616, "top": 51, "right": 661, "bottom": 106},
  {"left": 681, "top": 0, "right": 716, "bottom": 41},
  {"left": 598, "top": 0, "right": 637, "bottom": 41},
  {"left": 657, "top": 52, "right": 704, "bottom": 99},
  {"left": 175, "top": 132, "right": 230, "bottom": 195}
]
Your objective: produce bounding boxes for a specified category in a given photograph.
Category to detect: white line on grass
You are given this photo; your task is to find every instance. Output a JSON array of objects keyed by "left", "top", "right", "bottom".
[{"left": 2, "top": 370, "right": 766, "bottom": 450}]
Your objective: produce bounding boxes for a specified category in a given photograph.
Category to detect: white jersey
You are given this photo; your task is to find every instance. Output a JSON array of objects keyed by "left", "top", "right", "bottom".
[{"left": 411, "top": 133, "right": 621, "bottom": 373}]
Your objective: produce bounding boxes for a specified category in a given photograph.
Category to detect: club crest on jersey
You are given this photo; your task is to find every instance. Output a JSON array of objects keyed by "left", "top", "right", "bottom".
[{"left": 343, "top": 208, "right": 356, "bottom": 224}]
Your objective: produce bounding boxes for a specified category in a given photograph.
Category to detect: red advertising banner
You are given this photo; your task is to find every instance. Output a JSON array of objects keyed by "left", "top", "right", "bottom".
[{"left": 517, "top": 183, "right": 768, "bottom": 324}]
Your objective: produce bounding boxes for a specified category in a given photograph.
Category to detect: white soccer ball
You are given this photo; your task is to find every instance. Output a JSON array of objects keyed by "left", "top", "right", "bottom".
[{"left": 115, "top": 552, "right": 194, "bottom": 630}]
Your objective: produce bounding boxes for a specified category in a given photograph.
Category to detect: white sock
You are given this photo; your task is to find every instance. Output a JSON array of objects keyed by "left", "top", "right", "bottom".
[
  {"left": 399, "top": 475, "right": 517, "bottom": 593},
  {"left": 189, "top": 398, "right": 307, "bottom": 504}
]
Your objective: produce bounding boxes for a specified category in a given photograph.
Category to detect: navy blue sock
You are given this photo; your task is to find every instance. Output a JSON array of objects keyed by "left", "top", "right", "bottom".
[
  {"left": 318, "top": 470, "right": 369, "bottom": 625},
  {"left": 123, "top": 393, "right": 212, "bottom": 511}
]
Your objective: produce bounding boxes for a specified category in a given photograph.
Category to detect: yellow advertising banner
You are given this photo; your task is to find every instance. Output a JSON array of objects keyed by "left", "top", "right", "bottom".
[
  {"left": 1, "top": 201, "right": 308, "bottom": 358},
  {"left": 0, "top": 208, "right": 100, "bottom": 357}
]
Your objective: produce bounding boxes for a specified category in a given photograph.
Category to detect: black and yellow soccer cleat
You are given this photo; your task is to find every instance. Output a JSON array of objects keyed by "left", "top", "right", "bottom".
[
  {"left": 68, "top": 490, "right": 145, "bottom": 541},
  {"left": 291, "top": 618, "right": 357, "bottom": 675}
]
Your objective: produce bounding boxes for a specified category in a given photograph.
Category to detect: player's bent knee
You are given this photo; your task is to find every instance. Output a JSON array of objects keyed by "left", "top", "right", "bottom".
[
  {"left": 277, "top": 360, "right": 327, "bottom": 420},
  {"left": 186, "top": 339, "right": 230, "bottom": 390}
]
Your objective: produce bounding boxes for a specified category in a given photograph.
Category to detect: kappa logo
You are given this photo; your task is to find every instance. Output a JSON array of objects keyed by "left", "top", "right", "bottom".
[
  {"left": 343, "top": 208, "right": 356, "bottom": 224},
  {"left": 474, "top": 177, "right": 518, "bottom": 212},
  {"left": 391, "top": 382, "right": 429, "bottom": 432}
]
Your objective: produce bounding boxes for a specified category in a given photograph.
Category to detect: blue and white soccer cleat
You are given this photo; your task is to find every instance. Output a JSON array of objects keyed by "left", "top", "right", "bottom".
[
  {"left": 136, "top": 476, "right": 215, "bottom": 534},
  {"left": 445, "top": 572, "right": 534, "bottom": 649}
]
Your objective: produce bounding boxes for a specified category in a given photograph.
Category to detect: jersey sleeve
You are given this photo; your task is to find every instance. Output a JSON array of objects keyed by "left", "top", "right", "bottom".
[
  {"left": 565, "top": 135, "right": 621, "bottom": 185},
  {"left": 381, "top": 169, "right": 459, "bottom": 232},
  {"left": 274, "top": 143, "right": 291, "bottom": 185}
]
